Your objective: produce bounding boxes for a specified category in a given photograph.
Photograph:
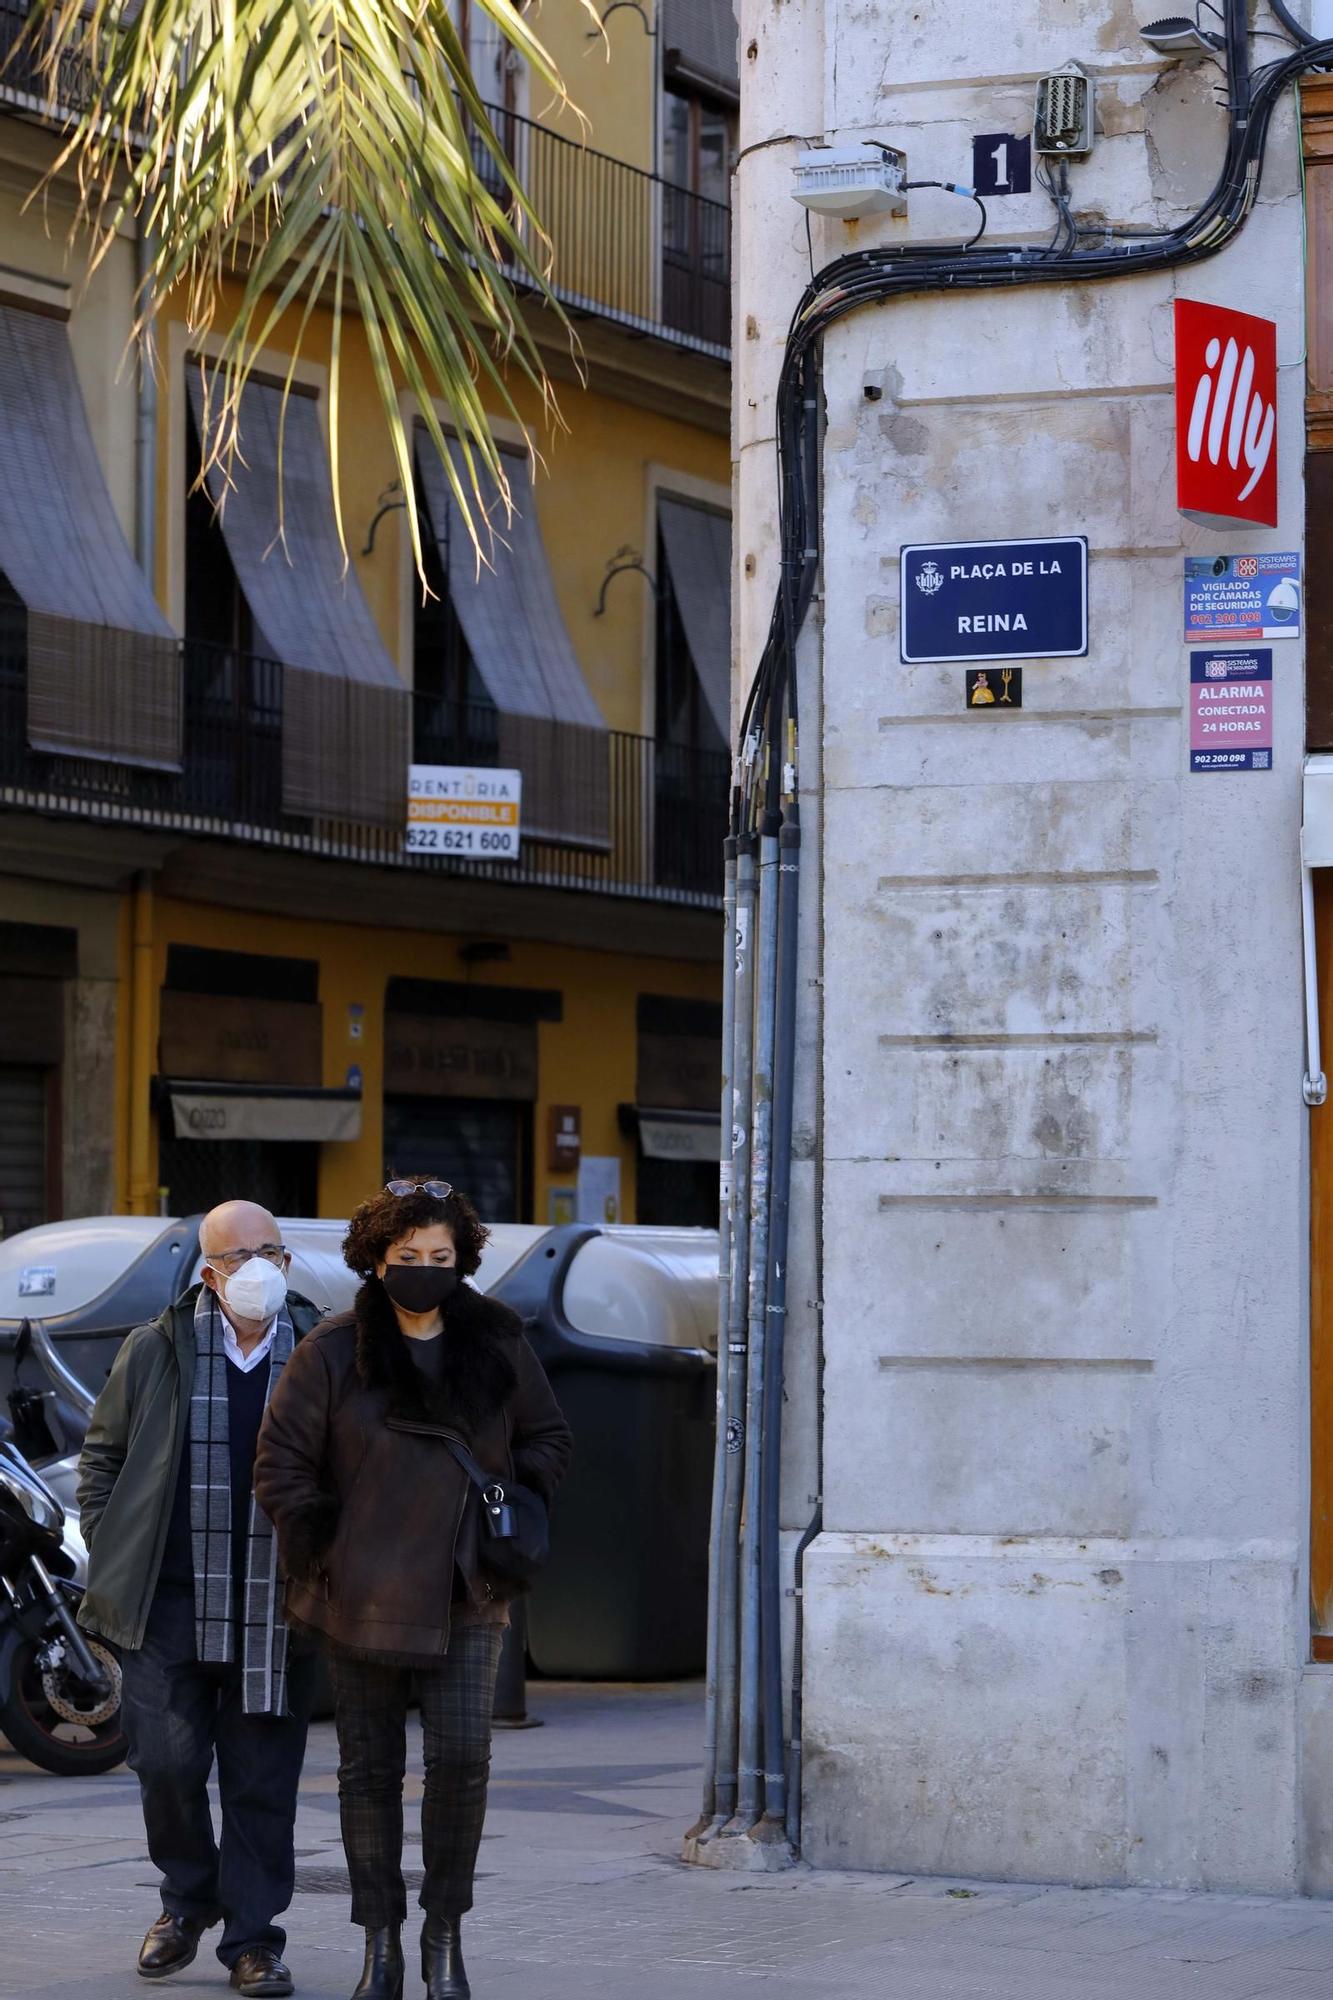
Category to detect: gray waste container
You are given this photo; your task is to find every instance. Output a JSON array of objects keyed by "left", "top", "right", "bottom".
[{"left": 491, "top": 1223, "right": 718, "bottom": 1680}]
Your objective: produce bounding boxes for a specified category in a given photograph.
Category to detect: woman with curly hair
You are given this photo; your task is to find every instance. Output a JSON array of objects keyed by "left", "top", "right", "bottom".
[{"left": 254, "top": 1179, "right": 571, "bottom": 2000}]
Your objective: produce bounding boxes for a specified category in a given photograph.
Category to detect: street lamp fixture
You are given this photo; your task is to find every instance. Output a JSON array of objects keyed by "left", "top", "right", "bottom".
[{"left": 1139, "top": 16, "right": 1227, "bottom": 59}]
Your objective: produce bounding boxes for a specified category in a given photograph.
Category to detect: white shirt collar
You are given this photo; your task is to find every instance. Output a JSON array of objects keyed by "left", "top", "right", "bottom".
[{"left": 221, "top": 1315, "right": 277, "bottom": 1374}]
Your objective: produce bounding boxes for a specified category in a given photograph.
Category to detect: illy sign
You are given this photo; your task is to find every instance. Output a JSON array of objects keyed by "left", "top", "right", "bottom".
[{"left": 1175, "top": 299, "right": 1277, "bottom": 529}]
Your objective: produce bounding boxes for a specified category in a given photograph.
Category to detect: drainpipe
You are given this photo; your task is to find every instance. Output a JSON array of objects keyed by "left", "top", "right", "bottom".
[
  {"left": 135, "top": 219, "right": 157, "bottom": 588},
  {"left": 692, "top": 836, "right": 739, "bottom": 1836},
  {"left": 128, "top": 872, "right": 157, "bottom": 1217}
]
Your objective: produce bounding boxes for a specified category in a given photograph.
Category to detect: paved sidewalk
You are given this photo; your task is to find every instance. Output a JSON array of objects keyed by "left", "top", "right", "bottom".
[{"left": 6, "top": 1681, "right": 1333, "bottom": 1998}]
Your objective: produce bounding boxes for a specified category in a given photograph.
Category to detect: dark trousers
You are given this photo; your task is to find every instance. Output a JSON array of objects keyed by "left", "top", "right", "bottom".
[
  {"left": 120, "top": 1589, "right": 313, "bottom": 1967},
  {"left": 330, "top": 1624, "right": 504, "bottom": 1929}
]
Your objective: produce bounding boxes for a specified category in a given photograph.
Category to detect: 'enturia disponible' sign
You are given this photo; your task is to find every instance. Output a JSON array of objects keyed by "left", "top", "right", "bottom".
[{"left": 899, "top": 535, "right": 1089, "bottom": 664}]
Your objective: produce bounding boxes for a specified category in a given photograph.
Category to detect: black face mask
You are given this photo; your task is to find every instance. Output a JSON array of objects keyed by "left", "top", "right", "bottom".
[{"left": 381, "top": 1265, "right": 460, "bottom": 1314}]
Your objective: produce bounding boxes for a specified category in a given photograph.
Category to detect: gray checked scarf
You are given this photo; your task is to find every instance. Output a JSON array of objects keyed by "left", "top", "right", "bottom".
[{"left": 191, "top": 1288, "right": 294, "bottom": 1715}]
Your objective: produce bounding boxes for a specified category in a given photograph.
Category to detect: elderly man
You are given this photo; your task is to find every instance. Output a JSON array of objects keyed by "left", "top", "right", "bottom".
[{"left": 78, "top": 1202, "right": 325, "bottom": 1997}]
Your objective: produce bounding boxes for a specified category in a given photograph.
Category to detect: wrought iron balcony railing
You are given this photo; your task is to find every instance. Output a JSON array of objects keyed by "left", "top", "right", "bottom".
[
  {"left": 0, "top": 2, "right": 731, "bottom": 355},
  {"left": 0, "top": 631, "right": 728, "bottom": 908}
]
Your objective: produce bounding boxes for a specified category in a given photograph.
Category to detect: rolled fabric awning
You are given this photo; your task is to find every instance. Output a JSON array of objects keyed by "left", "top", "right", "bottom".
[
  {"left": 0, "top": 304, "right": 181, "bottom": 769},
  {"left": 415, "top": 437, "right": 609, "bottom": 849},
  {"left": 636, "top": 1107, "right": 721, "bottom": 1163},
  {"left": 657, "top": 496, "right": 731, "bottom": 744},
  {"left": 162, "top": 1079, "right": 362, "bottom": 1144},
  {"left": 189, "top": 373, "right": 409, "bottom": 829},
  {"left": 662, "top": 0, "right": 739, "bottom": 101}
]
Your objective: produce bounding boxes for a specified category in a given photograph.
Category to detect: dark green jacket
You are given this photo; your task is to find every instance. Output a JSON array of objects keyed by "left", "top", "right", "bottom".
[{"left": 76, "top": 1284, "right": 325, "bottom": 1650}]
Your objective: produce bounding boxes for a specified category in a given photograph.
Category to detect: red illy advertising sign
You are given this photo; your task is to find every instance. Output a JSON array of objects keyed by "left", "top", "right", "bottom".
[{"left": 1174, "top": 299, "right": 1278, "bottom": 529}]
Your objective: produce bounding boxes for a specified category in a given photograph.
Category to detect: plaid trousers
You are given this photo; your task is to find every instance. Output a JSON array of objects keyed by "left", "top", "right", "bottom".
[{"left": 330, "top": 1625, "right": 504, "bottom": 1928}]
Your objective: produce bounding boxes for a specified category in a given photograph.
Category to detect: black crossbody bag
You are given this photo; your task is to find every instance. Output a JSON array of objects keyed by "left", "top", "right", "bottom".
[{"left": 442, "top": 1436, "right": 549, "bottom": 1590}]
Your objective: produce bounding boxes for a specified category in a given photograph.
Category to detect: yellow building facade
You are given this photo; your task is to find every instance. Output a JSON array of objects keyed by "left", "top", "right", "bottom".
[{"left": 0, "top": 1, "right": 736, "bottom": 1234}]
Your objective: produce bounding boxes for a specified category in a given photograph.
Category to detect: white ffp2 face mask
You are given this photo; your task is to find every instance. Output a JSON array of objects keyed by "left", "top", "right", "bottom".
[{"left": 221, "top": 1257, "right": 288, "bottom": 1324}]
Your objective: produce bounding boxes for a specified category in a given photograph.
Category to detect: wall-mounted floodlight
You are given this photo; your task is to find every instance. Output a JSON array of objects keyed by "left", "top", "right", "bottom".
[
  {"left": 792, "top": 145, "right": 908, "bottom": 221},
  {"left": 1139, "top": 16, "right": 1226, "bottom": 58}
]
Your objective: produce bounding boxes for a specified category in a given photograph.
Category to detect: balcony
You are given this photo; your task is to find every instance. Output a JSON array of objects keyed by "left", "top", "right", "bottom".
[
  {"left": 0, "top": 631, "right": 729, "bottom": 908},
  {"left": 0, "top": 3, "right": 731, "bottom": 357}
]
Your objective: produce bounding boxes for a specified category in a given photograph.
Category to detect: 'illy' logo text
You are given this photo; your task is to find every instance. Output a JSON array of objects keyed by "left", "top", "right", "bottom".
[{"left": 1175, "top": 298, "right": 1278, "bottom": 530}]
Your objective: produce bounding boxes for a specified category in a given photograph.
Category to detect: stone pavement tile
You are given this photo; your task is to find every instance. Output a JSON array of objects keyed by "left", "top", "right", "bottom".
[
  {"left": 1223, "top": 1922, "right": 1333, "bottom": 1974},
  {"left": 1114, "top": 1907, "right": 1333, "bottom": 1965},
  {"left": 813, "top": 1937, "right": 1307, "bottom": 2000},
  {"left": 1244, "top": 1981, "right": 1333, "bottom": 2000},
  {"left": 1027, "top": 1896, "right": 1230, "bottom": 1956},
  {"left": 913, "top": 1888, "right": 1159, "bottom": 1951}
]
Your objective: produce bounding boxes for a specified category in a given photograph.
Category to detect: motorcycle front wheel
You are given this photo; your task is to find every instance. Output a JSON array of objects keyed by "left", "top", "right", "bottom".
[{"left": 0, "top": 1634, "right": 127, "bottom": 1776}]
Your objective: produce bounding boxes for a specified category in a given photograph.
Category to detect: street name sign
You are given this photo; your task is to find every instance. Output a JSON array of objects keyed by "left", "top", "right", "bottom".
[
  {"left": 900, "top": 535, "right": 1088, "bottom": 663},
  {"left": 406, "top": 764, "right": 522, "bottom": 858}
]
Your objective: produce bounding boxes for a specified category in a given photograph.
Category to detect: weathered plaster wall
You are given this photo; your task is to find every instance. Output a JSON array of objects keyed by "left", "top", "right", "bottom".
[{"left": 736, "top": 0, "right": 1318, "bottom": 1889}]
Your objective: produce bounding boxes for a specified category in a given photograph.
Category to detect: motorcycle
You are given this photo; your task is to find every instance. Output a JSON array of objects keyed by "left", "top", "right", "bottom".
[
  {"left": 0, "top": 1438, "right": 125, "bottom": 1774},
  {"left": 0, "top": 1318, "right": 126, "bottom": 1775}
]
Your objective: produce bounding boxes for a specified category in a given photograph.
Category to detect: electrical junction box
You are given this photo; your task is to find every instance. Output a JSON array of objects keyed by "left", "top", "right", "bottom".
[
  {"left": 792, "top": 144, "right": 907, "bottom": 220},
  {"left": 1034, "top": 66, "right": 1093, "bottom": 156}
]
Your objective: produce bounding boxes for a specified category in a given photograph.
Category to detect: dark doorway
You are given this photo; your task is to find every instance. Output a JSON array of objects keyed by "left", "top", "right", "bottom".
[
  {"left": 383, "top": 1098, "right": 530, "bottom": 1225},
  {"left": 157, "top": 1136, "right": 318, "bottom": 1221},
  {"left": 636, "top": 1151, "right": 717, "bottom": 1229}
]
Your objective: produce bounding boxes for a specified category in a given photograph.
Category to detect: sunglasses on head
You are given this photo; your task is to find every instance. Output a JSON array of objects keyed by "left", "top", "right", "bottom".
[{"left": 385, "top": 1178, "right": 454, "bottom": 1200}]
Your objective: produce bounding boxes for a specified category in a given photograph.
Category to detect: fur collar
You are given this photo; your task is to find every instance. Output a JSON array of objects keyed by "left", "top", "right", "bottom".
[{"left": 353, "top": 1278, "right": 518, "bottom": 1435}]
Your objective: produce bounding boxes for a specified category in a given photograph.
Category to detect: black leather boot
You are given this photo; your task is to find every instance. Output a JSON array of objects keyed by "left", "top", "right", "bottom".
[
  {"left": 350, "top": 1926, "right": 404, "bottom": 2000},
  {"left": 421, "top": 1915, "right": 469, "bottom": 2000}
]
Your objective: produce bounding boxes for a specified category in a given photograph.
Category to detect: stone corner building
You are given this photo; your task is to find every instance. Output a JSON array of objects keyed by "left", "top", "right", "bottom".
[{"left": 735, "top": 0, "right": 1333, "bottom": 1893}]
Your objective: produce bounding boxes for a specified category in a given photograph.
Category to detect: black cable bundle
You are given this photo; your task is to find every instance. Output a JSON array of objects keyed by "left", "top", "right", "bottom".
[{"left": 735, "top": 1, "right": 1333, "bottom": 800}]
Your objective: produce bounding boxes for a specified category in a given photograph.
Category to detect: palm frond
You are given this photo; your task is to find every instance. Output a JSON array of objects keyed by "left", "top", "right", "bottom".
[{"left": 19, "top": 0, "right": 597, "bottom": 573}]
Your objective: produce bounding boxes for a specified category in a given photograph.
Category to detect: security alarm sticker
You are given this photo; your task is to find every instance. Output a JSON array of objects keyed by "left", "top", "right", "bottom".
[
  {"left": 17, "top": 1266, "right": 55, "bottom": 1298},
  {"left": 1184, "top": 553, "right": 1300, "bottom": 642},
  {"left": 965, "top": 668, "right": 1022, "bottom": 708},
  {"left": 900, "top": 536, "right": 1088, "bottom": 663},
  {"left": 1189, "top": 649, "right": 1272, "bottom": 772}
]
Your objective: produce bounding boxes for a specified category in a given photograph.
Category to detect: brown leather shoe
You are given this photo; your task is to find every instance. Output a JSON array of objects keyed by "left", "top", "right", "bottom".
[
  {"left": 137, "top": 1913, "right": 209, "bottom": 1980},
  {"left": 229, "top": 1947, "right": 294, "bottom": 1998}
]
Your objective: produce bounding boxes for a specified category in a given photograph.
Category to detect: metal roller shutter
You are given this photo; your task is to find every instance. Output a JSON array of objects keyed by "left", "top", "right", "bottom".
[{"left": 0, "top": 1065, "right": 49, "bottom": 1237}]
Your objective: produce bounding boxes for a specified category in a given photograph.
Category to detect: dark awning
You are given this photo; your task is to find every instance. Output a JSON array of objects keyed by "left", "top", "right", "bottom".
[
  {"left": 160, "top": 1078, "right": 362, "bottom": 1144},
  {"left": 0, "top": 303, "right": 180, "bottom": 770},
  {"left": 415, "top": 436, "right": 609, "bottom": 849},
  {"left": 189, "top": 373, "right": 409, "bottom": 829},
  {"left": 662, "top": 0, "right": 739, "bottom": 102},
  {"left": 658, "top": 496, "right": 731, "bottom": 743}
]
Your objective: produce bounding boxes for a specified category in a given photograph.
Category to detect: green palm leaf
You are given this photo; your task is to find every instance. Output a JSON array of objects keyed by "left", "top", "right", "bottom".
[{"left": 18, "top": 0, "right": 595, "bottom": 571}]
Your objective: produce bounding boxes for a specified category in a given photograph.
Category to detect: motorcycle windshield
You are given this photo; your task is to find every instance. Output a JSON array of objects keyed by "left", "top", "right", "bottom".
[{"left": 0, "top": 1439, "right": 64, "bottom": 1533}]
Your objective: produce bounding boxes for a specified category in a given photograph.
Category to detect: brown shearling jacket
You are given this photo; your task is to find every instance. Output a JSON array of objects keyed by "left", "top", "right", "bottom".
[{"left": 253, "top": 1279, "right": 572, "bottom": 1666}]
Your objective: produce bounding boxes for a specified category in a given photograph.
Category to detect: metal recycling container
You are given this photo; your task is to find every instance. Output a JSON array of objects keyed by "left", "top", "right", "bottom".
[
  {"left": 0, "top": 1214, "right": 719, "bottom": 1682},
  {"left": 491, "top": 1224, "right": 718, "bottom": 1681}
]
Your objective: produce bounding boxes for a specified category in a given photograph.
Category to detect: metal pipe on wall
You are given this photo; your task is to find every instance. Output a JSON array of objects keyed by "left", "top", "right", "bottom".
[
  {"left": 711, "top": 835, "right": 757, "bottom": 1826},
  {"left": 134, "top": 221, "right": 157, "bottom": 586},
  {"left": 759, "top": 801, "right": 800, "bottom": 1829},
  {"left": 694, "top": 837, "right": 740, "bottom": 1832},
  {"left": 734, "top": 814, "right": 781, "bottom": 1829},
  {"left": 128, "top": 872, "right": 157, "bottom": 1217}
]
